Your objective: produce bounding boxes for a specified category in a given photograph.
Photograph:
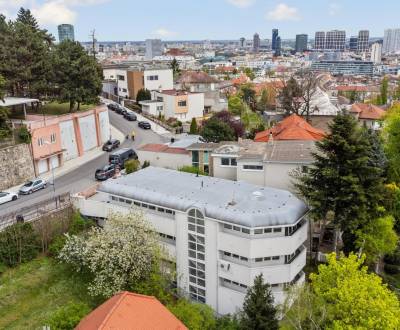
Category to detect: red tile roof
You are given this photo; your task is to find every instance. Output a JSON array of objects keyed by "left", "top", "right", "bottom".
[
  {"left": 336, "top": 85, "right": 380, "bottom": 92},
  {"left": 231, "top": 74, "right": 249, "bottom": 85},
  {"left": 139, "top": 143, "right": 189, "bottom": 155},
  {"left": 350, "top": 103, "right": 386, "bottom": 120},
  {"left": 177, "top": 71, "right": 218, "bottom": 84},
  {"left": 254, "top": 114, "right": 325, "bottom": 142},
  {"left": 75, "top": 291, "right": 187, "bottom": 330}
]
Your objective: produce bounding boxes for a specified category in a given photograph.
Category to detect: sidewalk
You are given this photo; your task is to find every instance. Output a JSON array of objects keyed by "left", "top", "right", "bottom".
[{"left": 6, "top": 125, "right": 124, "bottom": 193}]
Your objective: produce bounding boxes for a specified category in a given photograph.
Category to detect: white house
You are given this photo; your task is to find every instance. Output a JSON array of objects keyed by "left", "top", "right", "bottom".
[{"left": 74, "top": 167, "right": 308, "bottom": 315}]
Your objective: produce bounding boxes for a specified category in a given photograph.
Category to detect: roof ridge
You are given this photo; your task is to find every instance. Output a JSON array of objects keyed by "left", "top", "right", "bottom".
[{"left": 98, "top": 291, "right": 128, "bottom": 329}]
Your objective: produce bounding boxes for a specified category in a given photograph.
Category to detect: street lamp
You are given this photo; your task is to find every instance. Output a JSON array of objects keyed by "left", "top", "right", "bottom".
[{"left": 44, "top": 141, "right": 56, "bottom": 197}]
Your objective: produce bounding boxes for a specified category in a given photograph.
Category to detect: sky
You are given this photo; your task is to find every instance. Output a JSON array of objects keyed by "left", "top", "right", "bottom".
[{"left": 0, "top": 0, "right": 399, "bottom": 42}]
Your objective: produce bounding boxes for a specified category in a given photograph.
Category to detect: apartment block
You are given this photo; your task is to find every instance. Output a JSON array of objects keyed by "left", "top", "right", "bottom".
[{"left": 74, "top": 167, "right": 308, "bottom": 315}]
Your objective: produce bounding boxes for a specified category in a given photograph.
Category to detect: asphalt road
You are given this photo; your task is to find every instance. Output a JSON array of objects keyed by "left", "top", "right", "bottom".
[{"left": 0, "top": 109, "right": 168, "bottom": 217}]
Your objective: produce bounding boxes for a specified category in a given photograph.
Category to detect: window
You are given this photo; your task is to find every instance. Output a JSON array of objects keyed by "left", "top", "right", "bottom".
[
  {"left": 264, "top": 228, "right": 272, "bottom": 233},
  {"left": 203, "top": 151, "right": 209, "bottom": 165},
  {"left": 254, "top": 229, "right": 263, "bottom": 234},
  {"left": 156, "top": 106, "right": 163, "bottom": 111},
  {"left": 272, "top": 256, "right": 280, "bottom": 260},
  {"left": 178, "top": 100, "right": 187, "bottom": 107},
  {"left": 117, "top": 75, "right": 125, "bottom": 81},
  {"left": 243, "top": 165, "right": 263, "bottom": 171},
  {"left": 122, "top": 88, "right": 127, "bottom": 92},
  {"left": 157, "top": 96, "right": 163, "bottom": 101},
  {"left": 192, "top": 151, "right": 199, "bottom": 167},
  {"left": 38, "top": 138, "right": 44, "bottom": 146},
  {"left": 221, "top": 158, "right": 237, "bottom": 167},
  {"left": 231, "top": 158, "right": 237, "bottom": 166},
  {"left": 147, "top": 75, "right": 159, "bottom": 81},
  {"left": 273, "top": 228, "right": 282, "bottom": 233},
  {"left": 50, "top": 133, "right": 56, "bottom": 143}
]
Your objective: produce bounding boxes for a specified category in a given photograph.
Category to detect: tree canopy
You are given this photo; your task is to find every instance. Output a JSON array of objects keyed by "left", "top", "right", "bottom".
[
  {"left": 200, "top": 110, "right": 244, "bottom": 142},
  {"left": 136, "top": 88, "right": 151, "bottom": 103}
]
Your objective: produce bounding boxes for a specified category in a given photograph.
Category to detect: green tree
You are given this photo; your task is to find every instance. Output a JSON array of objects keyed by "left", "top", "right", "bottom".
[
  {"left": 189, "top": 117, "right": 198, "bottom": 134},
  {"left": 124, "top": 159, "right": 140, "bottom": 174},
  {"left": 244, "top": 67, "right": 255, "bottom": 81},
  {"left": 380, "top": 76, "right": 389, "bottom": 105},
  {"left": 53, "top": 40, "right": 102, "bottom": 111},
  {"left": 170, "top": 58, "right": 180, "bottom": 78},
  {"left": 228, "top": 94, "right": 245, "bottom": 115},
  {"left": 279, "top": 77, "right": 303, "bottom": 116},
  {"left": 136, "top": 88, "right": 151, "bottom": 104},
  {"left": 0, "top": 74, "right": 5, "bottom": 100},
  {"left": 167, "top": 299, "right": 216, "bottom": 330},
  {"left": 201, "top": 117, "right": 235, "bottom": 142},
  {"left": 383, "top": 104, "right": 400, "bottom": 182},
  {"left": 239, "top": 83, "right": 256, "bottom": 109},
  {"left": 46, "top": 302, "right": 90, "bottom": 330},
  {"left": 310, "top": 253, "right": 400, "bottom": 330},
  {"left": 240, "top": 274, "right": 279, "bottom": 330},
  {"left": 295, "top": 114, "right": 383, "bottom": 253}
]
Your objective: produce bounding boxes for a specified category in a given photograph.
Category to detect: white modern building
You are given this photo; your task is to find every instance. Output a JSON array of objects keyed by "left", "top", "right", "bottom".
[
  {"left": 383, "top": 28, "right": 400, "bottom": 54},
  {"left": 371, "top": 43, "right": 383, "bottom": 64},
  {"left": 74, "top": 167, "right": 308, "bottom": 315},
  {"left": 145, "top": 39, "right": 163, "bottom": 59}
]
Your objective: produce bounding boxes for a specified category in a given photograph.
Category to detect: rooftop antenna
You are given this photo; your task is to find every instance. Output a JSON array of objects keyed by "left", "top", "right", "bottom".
[
  {"left": 228, "top": 191, "right": 236, "bottom": 206},
  {"left": 89, "top": 29, "right": 96, "bottom": 59}
]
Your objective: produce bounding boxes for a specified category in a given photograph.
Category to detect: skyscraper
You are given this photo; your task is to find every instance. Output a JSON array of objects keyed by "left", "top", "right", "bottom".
[
  {"left": 272, "top": 29, "right": 279, "bottom": 50},
  {"left": 371, "top": 42, "right": 382, "bottom": 64},
  {"left": 274, "top": 36, "right": 282, "bottom": 57},
  {"left": 239, "top": 37, "right": 245, "bottom": 48},
  {"left": 325, "top": 30, "right": 346, "bottom": 51},
  {"left": 383, "top": 28, "right": 400, "bottom": 54},
  {"left": 295, "top": 34, "right": 308, "bottom": 53},
  {"left": 314, "top": 31, "right": 325, "bottom": 50},
  {"left": 253, "top": 33, "right": 260, "bottom": 53},
  {"left": 57, "top": 24, "right": 74, "bottom": 42},
  {"left": 145, "top": 39, "right": 163, "bottom": 59},
  {"left": 349, "top": 36, "right": 358, "bottom": 52},
  {"left": 357, "top": 30, "right": 370, "bottom": 53}
]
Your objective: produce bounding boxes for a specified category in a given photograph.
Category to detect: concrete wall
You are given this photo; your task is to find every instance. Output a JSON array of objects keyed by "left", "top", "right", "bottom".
[
  {"left": 144, "top": 69, "right": 173, "bottom": 91},
  {"left": 0, "top": 144, "right": 35, "bottom": 190},
  {"left": 60, "top": 120, "right": 79, "bottom": 161},
  {"left": 264, "top": 163, "right": 299, "bottom": 191},
  {"left": 212, "top": 156, "right": 237, "bottom": 181},
  {"left": 78, "top": 114, "right": 97, "bottom": 152},
  {"left": 136, "top": 150, "right": 191, "bottom": 170}
]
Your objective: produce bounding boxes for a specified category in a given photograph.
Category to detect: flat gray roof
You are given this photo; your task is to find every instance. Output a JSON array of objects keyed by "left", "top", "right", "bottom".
[
  {"left": 0, "top": 97, "right": 39, "bottom": 107},
  {"left": 97, "top": 167, "right": 308, "bottom": 227}
]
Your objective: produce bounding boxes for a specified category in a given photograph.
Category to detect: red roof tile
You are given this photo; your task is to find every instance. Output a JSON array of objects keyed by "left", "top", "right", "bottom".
[
  {"left": 75, "top": 291, "right": 187, "bottom": 330},
  {"left": 350, "top": 103, "right": 386, "bottom": 120},
  {"left": 139, "top": 143, "right": 189, "bottom": 155},
  {"left": 177, "top": 71, "right": 218, "bottom": 84},
  {"left": 254, "top": 114, "right": 325, "bottom": 142}
]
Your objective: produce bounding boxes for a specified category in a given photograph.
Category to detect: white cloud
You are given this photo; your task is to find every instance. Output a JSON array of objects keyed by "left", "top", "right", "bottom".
[
  {"left": 153, "top": 28, "right": 177, "bottom": 38},
  {"left": 328, "top": 3, "right": 341, "bottom": 16},
  {"left": 32, "top": 1, "right": 76, "bottom": 25},
  {"left": 266, "top": 3, "right": 300, "bottom": 21},
  {"left": 226, "top": 0, "right": 255, "bottom": 8}
]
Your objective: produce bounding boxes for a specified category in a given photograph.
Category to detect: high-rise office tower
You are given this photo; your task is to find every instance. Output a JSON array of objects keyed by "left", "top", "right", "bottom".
[
  {"left": 253, "top": 33, "right": 260, "bottom": 53},
  {"left": 145, "top": 39, "right": 163, "bottom": 59},
  {"left": 383, "top": 29, "right": 400, "bottom": 54},
  {"left": 314, "top": 31, "right": 325, "bottom": 50},
  {"left": 295, "top": 34, "right": 308, "bottom": 53},
  {"left": 325, "top": 30, "right": 346, "bottom": 51},
  {"left": 357, "top": 30, "right": 369, "bottom": 53},
  {"left": 57, "top": 24, "right": 74, "bottom": 42},
  {"left": 239, "top": 37, "right": 245, "bottom": 48},
  {"left": 274, "top": 36, "right": 282, "bottom": 56},
  {"left": 349, "top": 36, "right": 358, "bottom": 52},
  {"left": 370, "top": 42, "right": 383, "bottom": 63},
  {"left": 272, "top": 29, "right": 279, "bottom": 50}
]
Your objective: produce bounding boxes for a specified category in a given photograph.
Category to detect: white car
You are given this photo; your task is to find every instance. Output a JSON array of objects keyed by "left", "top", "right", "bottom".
[{"left": 0, "top": 191, "right": 18, "bottom": 205}]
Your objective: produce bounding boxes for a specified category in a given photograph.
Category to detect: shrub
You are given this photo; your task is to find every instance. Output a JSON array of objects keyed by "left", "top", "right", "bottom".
[
  {"left": 46, "top": 302, "right": 90, "bottom": 330},
  {"left": 69, "top": 212, "right": 93, "bottom": 235},
  {"left": 17, "top": 125, "right": 31, "bottom": 143},
  {"left": 48, "top": 235, "right": 67, "bottom": 257},
  {"left": 142, "top": 160, "right": 150, "bottom": 168},
  {"left": 384, "top": 251, "right": 400, "bottom": 265},
  {"left": 178, "top": 166, "right": 207, "bottom": 176},
  {"left": 384, "top": 263, "right": 400, "bottom": 275},
  {"left": 125, "top": 159, "right": 140, "bottom": 174}
]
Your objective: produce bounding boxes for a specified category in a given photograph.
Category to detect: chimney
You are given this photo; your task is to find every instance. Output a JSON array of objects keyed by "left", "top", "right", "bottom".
[{"left": 268, "top": 132, "right": 274, "bottom": 145}]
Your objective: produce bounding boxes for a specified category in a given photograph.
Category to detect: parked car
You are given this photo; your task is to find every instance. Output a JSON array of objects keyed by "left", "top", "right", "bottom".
[
  {"left": 95, "top": 164, "right": 116, "bottom": 181},
  {"left": 19, "top": 178, "right": 47, "bottom": 195},
  {"left": 115, "top": 105, "right": 124, "bottom": 114},
  {"left": 0, "top": 191, "right": 18, "bottom": 205},
  {"left": 109, "top": 148, "right": 138, "bottom": 169},
  {"left": 138, "top": 121, "right": 151, "bottom": 129},
  {"left": 124, "top": 110, "right": 137, "bottom": 121},
  {"left": 107, "top": 103, "right": 118, "bottom": 111},
  {"left": 102, "top": 139, "right": 120, "bottom": 152}
]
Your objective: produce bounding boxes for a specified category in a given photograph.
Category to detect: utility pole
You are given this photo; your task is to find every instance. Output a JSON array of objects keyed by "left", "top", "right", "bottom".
[{"left": 89, "top": 29, "right": 96, "bottom": 59}]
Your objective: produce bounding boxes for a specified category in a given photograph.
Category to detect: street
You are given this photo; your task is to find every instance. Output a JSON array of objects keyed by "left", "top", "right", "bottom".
[{"left": 0, "top": 109, "right": 168, "bottom": 217}]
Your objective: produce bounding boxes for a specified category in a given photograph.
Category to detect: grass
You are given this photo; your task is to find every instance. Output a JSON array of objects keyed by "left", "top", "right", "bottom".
[
  {"left": 0, "top": 257, "right": 98, "bottom": 330},
  {"left": 35, "top": 102, "right": 96, "bottom": 115}
]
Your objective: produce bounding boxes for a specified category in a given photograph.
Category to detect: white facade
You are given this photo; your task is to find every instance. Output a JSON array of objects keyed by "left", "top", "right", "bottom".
[
  {"left": 383, "top": 29, "right": 400, "bottom": 54},
  {"left": 59, "top": 120, "right": 79, "bottom": 161},
  {"left": 371, "top": 43, "right": 383, "bottom": 64},
  {"left": 74, "top": 167, "right": 308, "bottom": 315},
  {"left": 144, "top": 69, "right": 173, "bottom": 91},
  {"left": 145, "top": 39, "right": 163, "bottom": 59},
  {"left": 78, "top": 115, "right": 97, "bottom": 152}
]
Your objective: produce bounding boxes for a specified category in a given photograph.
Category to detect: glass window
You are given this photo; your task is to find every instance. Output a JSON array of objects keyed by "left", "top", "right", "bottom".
[
  {"left": 149, "top": 205, "right": 156, "bottom": 210},
  {"left": 231, "top": 158, "right": 237, "bottom": 166},
  {"left": 264, "top": 228, "right": 272, "bottom": 233},
  {"left": 255, "top": 257, "right": 263, "bottom": 262},
  {"left": 224, "top": 224, "right": 232, "bottom": 230},
  {"left": 242, "top": 228, "right": 250, "bottom": 234},
  {"left": 254, "top": 229, "right": 263, "bottom": 234},
  {"left": 272, "top": 256, "right": 280, "bottom": 260},
  {"left": 192, "top": 151, "right": 199, "bottom": 164},
  {"left": 221, "top": 158, "right": 230, "bottom": 166},
  {"left": 203, "top": 151, "right": 209, "bottom": 164},
  {"left": 273, "top": 228, "right": 282, "bottom": 233}
]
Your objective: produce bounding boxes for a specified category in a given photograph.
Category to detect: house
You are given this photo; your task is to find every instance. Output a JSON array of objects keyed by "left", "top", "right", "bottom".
[
  {"left": 14, "top": 105, "right": 109, "bottom": 175},
  {"left": 211, "top": 139, "right": 316, "bottom": 191},
  {"left": 74, "top": 167, "right": 308, "bottom": 315},
  {"left": 349, "top": 103, "right": 386, "bottom": 129},
  {"left": 254, "top": 114, "right": 325, "bottom": 142},
  {"left": 76, "top": 291, "right": 187, "bottom": 330},
  {"left": 102, "top": 64, "right": 173, "bottom": 100},
  {"left": 141, "top": 89, "right": 204, "bottom": 122},
  {"left": 176, "top": 71, "right": 227, "bottom": 113},
  {"left": 186, "top": 142, "right": 219, "bottom": 175}
]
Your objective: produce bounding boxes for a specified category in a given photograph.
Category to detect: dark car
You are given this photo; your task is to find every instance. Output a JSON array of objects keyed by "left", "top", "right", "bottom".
[
  {"left": 115, "top": 105, "right": 124, "bottom": 114},
  {"left": 95, "top": 164, "right": 116, "bottom": 181},
  {"left": 109, "top": 148, "right": 138, "bottom": 168},
  {"left": 138, "top": 121, "right": 151, "bottom": 129},
  {"left": 124, "top": 111, "right": 137, "bottom": 121},
  {"left": 107, "top": 103, "right": 118, "bottom": 111},
  {"left": 102, "top": 139, "right": 120, "bottom": 152}
]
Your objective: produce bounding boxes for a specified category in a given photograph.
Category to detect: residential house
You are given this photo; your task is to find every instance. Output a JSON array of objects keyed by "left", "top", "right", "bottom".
[
  {"left": 349, "top": 103, "right": 386, "bottom": 129},
  {"left": 74, "top": 167, "right": 308, "bottom": 315},
  {"left": 76, "top": 291, "right": 187, "bottom": 330}
]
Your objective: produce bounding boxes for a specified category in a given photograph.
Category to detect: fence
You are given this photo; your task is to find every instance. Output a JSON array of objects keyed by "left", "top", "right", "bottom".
[{"left": 0, "top": 193, "right": 72, "bottom": 230}]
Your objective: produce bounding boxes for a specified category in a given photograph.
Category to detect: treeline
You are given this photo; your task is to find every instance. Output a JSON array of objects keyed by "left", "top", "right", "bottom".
[{"left": 0, "top": 8, "right": 102, "bottom": 112}]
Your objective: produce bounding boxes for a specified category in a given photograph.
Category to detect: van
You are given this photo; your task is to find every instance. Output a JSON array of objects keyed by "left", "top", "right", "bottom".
[{"left": 109, "top": 148, "right": 138, "bottom": 168}]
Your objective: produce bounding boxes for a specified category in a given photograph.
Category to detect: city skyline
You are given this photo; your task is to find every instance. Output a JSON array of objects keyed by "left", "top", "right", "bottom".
[{"left": 0, "top": 0, "right": 399, "bottom": 42}]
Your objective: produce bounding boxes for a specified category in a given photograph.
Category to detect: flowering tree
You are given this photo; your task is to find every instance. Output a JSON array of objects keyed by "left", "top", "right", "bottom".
[{"left": 58, "top": 211, "right": 160, "bottom": 298}]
